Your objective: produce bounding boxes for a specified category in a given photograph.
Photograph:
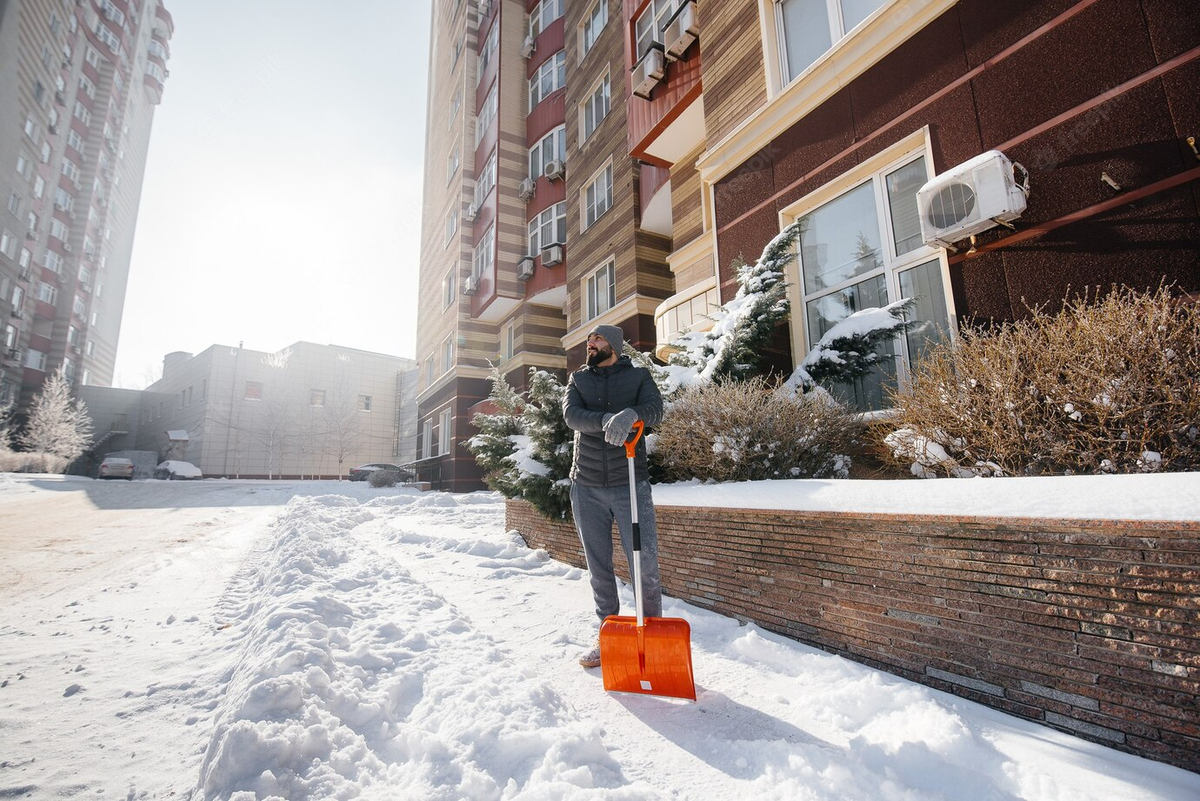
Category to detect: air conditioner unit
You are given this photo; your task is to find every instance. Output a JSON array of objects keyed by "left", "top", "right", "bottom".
[
  {"left": 917, "top": 150, "right": 1029, "bottom": 249},
  {"left": 631, "top": 47, "right": 666, "bottom": 100},
  {"left": 518, "top": 177, "right": 535, "bottom": 201},
  {"left": 541, "top": 244, "right": 563, "bottom": 266},
  {"left": 464, "top": 202, "right": 477, "bottom": 222},
  {"left": 71, "top": 344, "right": 81, "bottom": 354},
  {"left": 664, "top": 1, "right": 699, "bottom": 61},
  {"left": 517, "top": 256, "right": 535, "bottom": 280},
  {"left": 463, "top": 274, "right": 479, "bottom": 295},
  {"left": 543, "top": 159, "right": 565, "bottom": 181},
  {"left": 520, "top": 35, "right": 535, "bottom": 59}
]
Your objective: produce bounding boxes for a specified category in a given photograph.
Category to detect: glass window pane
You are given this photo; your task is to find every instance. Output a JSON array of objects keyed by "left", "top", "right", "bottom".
[
  {"left": 840, "top": 0, "right": 885, "bottom": 33},
  {"left": 898, "top": 259, "right": 950, "bottom": 365},
  {"left": 780, "top": 0, "right": 832, "bottom": 81},
  {"left": 805, "top": 274, "right": 892, "bottom": 411},
  {"left": 799, "top": 181, "right": 882, "bottom": 294},
  {"left": 885, "top": 157, "right": 926, "bottom": 257}
]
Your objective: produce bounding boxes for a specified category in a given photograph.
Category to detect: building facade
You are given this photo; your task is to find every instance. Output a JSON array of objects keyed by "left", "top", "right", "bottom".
[
  {"left": 417, "top": 0, "right": 1199, "bottom": 491},
  {"left": 77, "top": 342, "right": 420, "bottom": 478},
  {"left": 1, "top": 0, "right": 173, "bottom": 414}
]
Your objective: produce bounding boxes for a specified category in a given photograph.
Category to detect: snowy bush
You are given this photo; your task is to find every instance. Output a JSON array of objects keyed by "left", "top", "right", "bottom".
[
  {"left": 881, "top": 285, "right": 1200, "bottom": 477},
  {"left": 367, "top": 468, "right": 400, "bottom": 488},
  {"left": 13, "top": 367, "right": 93, "bottom": 471},
  {"left": 653, "top": 376, "right": 858, "bottom": 483},
  {"left": 464, "top": 366, "right": 572, "bottom": 521}
]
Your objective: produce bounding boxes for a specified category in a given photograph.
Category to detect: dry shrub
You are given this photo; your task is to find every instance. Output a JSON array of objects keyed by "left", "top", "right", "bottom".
[
  {"left": 367, "top": 469, "right": 401, "bottom": 488},
  {"left": 881, "top": 285, "right": 1200, "bottom": 477},
  {"left": 652, "top": 376, "right": 859, "bottom": 483},
  {"left": 0, "top": 448, "right": 70, "bottom": 474}
]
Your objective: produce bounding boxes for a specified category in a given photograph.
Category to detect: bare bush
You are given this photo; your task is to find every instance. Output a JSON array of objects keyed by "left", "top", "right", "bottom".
[
  {"left": 881, "top": 286, "right": 1200, "bottom": 477},
  {"left": 652, "top": 377, "right": 859, "bottom": 483},
  {"left": 0, "top": 448, "right": 70, "bottom": 474},
  {"left": 367, "top": 469, "right": 400, "bottom": 488}
]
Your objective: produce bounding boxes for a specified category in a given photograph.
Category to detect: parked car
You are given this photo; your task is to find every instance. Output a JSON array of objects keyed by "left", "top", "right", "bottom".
[
  {"left": 154, "top": 460, "right": 203, "bottom": 480},
  {"left": 348, "top": 463, "right": 412, "bottom": 482},
  {"left": 98, "top": 457, "right": 135, "bottom": 481}
]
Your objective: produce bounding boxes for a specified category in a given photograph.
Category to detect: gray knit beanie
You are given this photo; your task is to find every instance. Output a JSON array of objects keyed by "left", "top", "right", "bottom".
[{"left": 587, "top": 324, "right": 624, "bottom": 355}]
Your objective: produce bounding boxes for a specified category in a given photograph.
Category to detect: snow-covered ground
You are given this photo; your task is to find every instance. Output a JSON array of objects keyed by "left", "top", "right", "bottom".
[{"left": 1, "top": 473, "right": 1197, "bottom": 800}]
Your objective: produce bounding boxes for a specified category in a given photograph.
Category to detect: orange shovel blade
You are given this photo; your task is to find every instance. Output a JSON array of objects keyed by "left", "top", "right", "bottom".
[{"left": 599, "top": 615, "right": 696, "bottom": 701}]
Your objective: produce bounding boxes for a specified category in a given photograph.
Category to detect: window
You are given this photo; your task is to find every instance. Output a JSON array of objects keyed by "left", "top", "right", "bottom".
[
  {"left": 528, "top": 201, "right": 566, "bottom": 254},
  {"left": 445, "top": 208, "right": 458, "bottom": 247},
  {"left": 44, "top": 250, "right": 63, "bottom": 275},
  {"left": 61, "top": 158, "right": 80, "bottom": 183},
  {"left": 529, "top": 0, "right": 564, "bottom": 36},
  {"left": 310, "top": 389, "right": 326, "bottom": 407},
  {"left": 4, "top": 324, "right": 16, "bottom": 350},
  {"left": 54, "top": 188, "right": 74, "bottom": 213},
  {"left": 244, "top": 381, "right": 262, "bottom": 400},
  {"left": 86, "top": 339, "right": 95, "bottom": 357},
  {"left": 582, "top": 163, "right": 614, "bottom": 230},
  {"left": 634, "top": 0, "right": 681, "bottom": 57},
  {"left": 449, "top": 88, "right": 461, "bottom": 123},
  {"left": 73, "top": 102, "right": 91, "bottom": 126},
  {"left": 504, "top": 322, "right": 515, "bottom": 360},
  {"left": 33, "top": 176, "right": 44, "bottom": 199},
  {"left": 447, "top": 143, "right": 460, "bottom": 182},
  {"left": 528, "top": 125, "right": 566, "bottom": 181},
  {"left": 442, "top": 338, "right": 454, "bottom": 372},
  {"left": 79, "top": 75, "right": 95, "bottom": 99},
  {"left": 473, "top": 224, "right": 494, "bottom": 278},
  {"left": 16, "top": 153, "right": 33, "bottom": 181},
  {"left": 0, "top": 230, "right": 15, "bottom": 259},
  {"left": 85, "top": 46, "right": 101, "bottom": 68},
  {"left": 425, "top": 355, "right": 435, "bottom": 386},
  {"left": 6, "top": 193, "right": 19, "bottom": 217},
  {"left": 11, "top": 285, "right": 24, "bottom": 312},
  {"left": 475, "top": 83, "right": 497, "bottom": 146},
  {"left": 25, "top": 348, "right": 47, "bottom": 372},
  {"left": 775, "top": 0, "right": 885, "bottom": 83},
  {"left": 793, "top": 150, "right": 948, "bottom": 411},
  {"left": 438, "top": 407, "right": 453, "bottom": 454},
  {"left": 359, "top": 394, "right": 372, "bottom": 412},
  {"left": 422, "top": 418, "right": 433, "bottom": 459},
  {"left": 35, "top": 282, "right": 57, "bottom": 305},
  {"left": 19, "top": 248, "right": 31, "bottom": 270},
  {"left": 443, "top": 266, "right": 456, "bottom": 308},
  {"left": 528, "top": 51, "right": 566, "bottom": 109},
  {"left": 51, "top": 219, "right": 69, "bottom": 241},
  {"left": 475, "top": 150, "right": 497, "bottom": 206},
  {"left": 586, "top": 260, "right": 616, "bottom": 320},
  {"left": 581, "top": 73, "right": 610, "bottom": 142},
  {"left": 581, "top": 0, "right": 608, "bottom": 55},
  {"left": 24, "top": 115, "right": 38, "bottom": 141},
  {"left": 477, "top": 22, "right": 498, "bottom": 83},
  {"left": 68, "top": 129, "right": 84, "bottom": 153}
]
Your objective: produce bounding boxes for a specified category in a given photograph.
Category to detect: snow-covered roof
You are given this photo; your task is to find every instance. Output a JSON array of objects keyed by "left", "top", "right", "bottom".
[{"left": 166, "top": 430, "right": 189, "bottom": 441}]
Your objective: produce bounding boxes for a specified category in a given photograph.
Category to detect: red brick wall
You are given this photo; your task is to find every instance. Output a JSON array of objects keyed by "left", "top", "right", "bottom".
[{"left": 506, "top": 499, "right": 1200, "bottom": 771}]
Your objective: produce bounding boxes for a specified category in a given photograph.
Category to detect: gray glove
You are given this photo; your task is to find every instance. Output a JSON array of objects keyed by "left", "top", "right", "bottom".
[{"left": 603, "top": 408, "right": 638, "bottom": 447}]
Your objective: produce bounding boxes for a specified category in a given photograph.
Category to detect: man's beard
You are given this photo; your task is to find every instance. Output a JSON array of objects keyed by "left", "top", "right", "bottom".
[{"left": 586, "top": 345, "right": 614, "bottom": 367}]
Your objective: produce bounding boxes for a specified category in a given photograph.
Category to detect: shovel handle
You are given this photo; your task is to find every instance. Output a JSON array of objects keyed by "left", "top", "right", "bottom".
[{"left": 624, "top": 419, "right": 644, "bottom": 459}]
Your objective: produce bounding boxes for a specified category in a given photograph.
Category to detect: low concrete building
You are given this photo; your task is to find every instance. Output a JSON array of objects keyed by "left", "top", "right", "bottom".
[{"left": 78, "top": 342, "right": 418, "bottom": 478}]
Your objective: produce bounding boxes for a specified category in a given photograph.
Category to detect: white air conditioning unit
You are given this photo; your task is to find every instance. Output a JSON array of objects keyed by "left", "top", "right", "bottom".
[
  {"left": 543, "top": 159, "right": 565, "bottom": 181},
  {"left": 63, "top": 242, "right": 73, "bottom": 252},
  {"left": 664, "top": 1, "right": 699, "bottom": 61},
  {"left": 517, "top": 256, "right": 536, "bottom": 280},
  {"left": 518, "top": 177, "right": 535, "bottom": 201},
  {"left": 520, "top": 35, "right": 535, "bottom": 59},
  {"left": 918, "top": 150, "right": 1029, "bottom": 249},
  {"left": 631, "top": 47, "right": 666, "bottom": 100},
  {"left": 463, "top": 274, "right": 479, "bottom": 295},
  {"left": 464, "top": 202, "right": 477, "bottom": 222},
  {"left": 71, "top": 344, "right": 81, "bottom": 354},
  {"left": 541, "top": 244, "right": 563, "bottom": 266}
]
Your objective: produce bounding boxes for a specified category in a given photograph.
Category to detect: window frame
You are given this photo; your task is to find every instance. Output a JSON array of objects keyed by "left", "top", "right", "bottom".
[
  {"left": 528, "top": 125, "right": 566, "bottom": 181},
  {"left": 528, "top": 50, "right": 566, "bottom": 110},
  {"left": 584, "top": 258, "right": 617, "bottom": 321},
  {"left": 581, "top": 0, "right": 609, "bottom": 56},
  {"left": 473, "top": 223, "right": 495, "bottom": 279},
  {"left": 581, "top": 161, "right": 614, "bottom": 231},
  {"left": 438, "top": 407, "right": 453, "bottom": 455},
  {"left": 528, "top": 201, "right": 566, "bottom": 255},
  {"left": 580, "top": 71, "right": 611, "bottom": 143}
]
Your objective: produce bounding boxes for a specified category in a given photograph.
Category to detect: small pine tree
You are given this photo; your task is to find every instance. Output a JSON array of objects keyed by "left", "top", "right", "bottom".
[
  {"left": 513, "top": 369, "right": 573, "bottom": 521},
  {"left": 465, "top": 365, "right": 525, "bottom": 498},
  {"left": 19, "top": 366, "right": 94, "bottom": 463},
  {"left": 784, "top": 298, "right": 917, "bottom": 394}
]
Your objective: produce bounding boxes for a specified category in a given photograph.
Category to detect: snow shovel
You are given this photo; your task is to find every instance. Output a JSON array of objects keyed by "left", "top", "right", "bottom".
[{"left": 600, "top": 420, "right": 696, "bottom": 702}]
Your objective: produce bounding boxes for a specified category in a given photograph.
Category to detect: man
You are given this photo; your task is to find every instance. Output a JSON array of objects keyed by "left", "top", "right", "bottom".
[{"left": 562, "top": 324, "right": 664, "bottom": 668}]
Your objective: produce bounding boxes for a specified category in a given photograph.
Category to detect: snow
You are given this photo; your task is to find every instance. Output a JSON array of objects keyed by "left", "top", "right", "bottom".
[{"left": 1, "top": 473, "right": 1197, "bottom": 799}]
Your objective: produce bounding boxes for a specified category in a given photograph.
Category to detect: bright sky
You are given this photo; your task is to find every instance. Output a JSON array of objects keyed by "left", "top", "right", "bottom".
[{"left": 113, "top": 1, "right": 432, "bottom": 389}]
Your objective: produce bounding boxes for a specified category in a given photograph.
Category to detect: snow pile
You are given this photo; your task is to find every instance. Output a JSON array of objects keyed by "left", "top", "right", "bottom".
[{"left": 197, "top": 491, "right": 648, "bottom": 799}]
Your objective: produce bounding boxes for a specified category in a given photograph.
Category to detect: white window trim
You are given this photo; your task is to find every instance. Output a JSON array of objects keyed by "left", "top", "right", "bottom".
[
  {"left": 580, "top": 0, "right": 609, "bottom": 58},
  {"left": 579, "top": 70, "right": 611, "bottom": 145},
  {"left": 579, "top": 159, "right": 614, "bottom": 232},
  {"left": 583, "top": 257, "right": 617, "bottom": 321},
  {"left": 778, "top": 127, "right": 954, "bottom": 389},
  {"left": 438, "top": 407, "right": 453, "bottom": 455}
]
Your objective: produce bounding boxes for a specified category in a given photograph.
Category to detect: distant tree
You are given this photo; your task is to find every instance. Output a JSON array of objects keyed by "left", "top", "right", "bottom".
[
  {"left": 20, "top": 365, "right": 94, "bottom": 462},
  {"left": 323, "top": 365, "right": 364, "bottom": 479},
  {"left": 0, "top": 399, "right": 14, "bottom": 450}
]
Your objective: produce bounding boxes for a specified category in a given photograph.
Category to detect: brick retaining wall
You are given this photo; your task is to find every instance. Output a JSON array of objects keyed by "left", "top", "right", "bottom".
[{"left": 505, "top": 499, "right": 1200, "bottom": 771}]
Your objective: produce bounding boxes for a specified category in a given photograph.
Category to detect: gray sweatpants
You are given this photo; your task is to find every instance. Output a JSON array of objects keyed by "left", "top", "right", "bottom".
[{"left": 570, "top": 481, "right": 663, "bottom": 622}]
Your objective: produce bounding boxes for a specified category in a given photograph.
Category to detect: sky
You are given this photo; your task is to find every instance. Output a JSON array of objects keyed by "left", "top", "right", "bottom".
[
  {"left": 112, "top": 1, "right": 432, "bottom": 389},
  {"left": 3, "top": 473, "right": 1199, "bottom": 797}
]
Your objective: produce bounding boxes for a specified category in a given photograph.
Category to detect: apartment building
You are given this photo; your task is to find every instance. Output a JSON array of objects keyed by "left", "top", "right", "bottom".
[
  {"left": 418, "top": 0, "right": 1199, "bottom": 490},
  {"left": 78, "top": 341, "right": 420, "bottom": 478},
  {"left": 0, "top": 0, "right": 173, "bottom": 414}
]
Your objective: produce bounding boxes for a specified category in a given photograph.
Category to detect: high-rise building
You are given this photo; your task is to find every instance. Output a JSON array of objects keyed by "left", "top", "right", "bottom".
[
  {"left": 418, "top": 0, "right": 1199, "bottom": 492},
  {"left": 0, "top": 0, "right": 172, "bottom": 413}
]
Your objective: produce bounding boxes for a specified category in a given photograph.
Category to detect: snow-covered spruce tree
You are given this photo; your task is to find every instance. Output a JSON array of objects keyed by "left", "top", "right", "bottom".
[
  {"left": 781, "top": 298, "right": 918, "bottom": 395},
  {"left": 511, "top": 369, "right": 573, "bottom": 521},
  {"left": 464, "top": 365, "right": 525, "bottom": 498},
  {"left": 19, "top": 365, "right": 94, "bottom": 465},
  {"left": 665, "top": 219, "right": 803, "bottom": 390}
]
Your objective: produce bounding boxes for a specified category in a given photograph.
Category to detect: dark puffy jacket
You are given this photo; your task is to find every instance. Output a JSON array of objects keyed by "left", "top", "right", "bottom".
[{"left": 563, "top": 355, "right": 663, "bottom": 487}]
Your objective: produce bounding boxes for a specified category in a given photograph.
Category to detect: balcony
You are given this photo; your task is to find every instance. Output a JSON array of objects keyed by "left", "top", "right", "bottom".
[{"left": 627, "top": 1, "right": 704, "bottom": 167}]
